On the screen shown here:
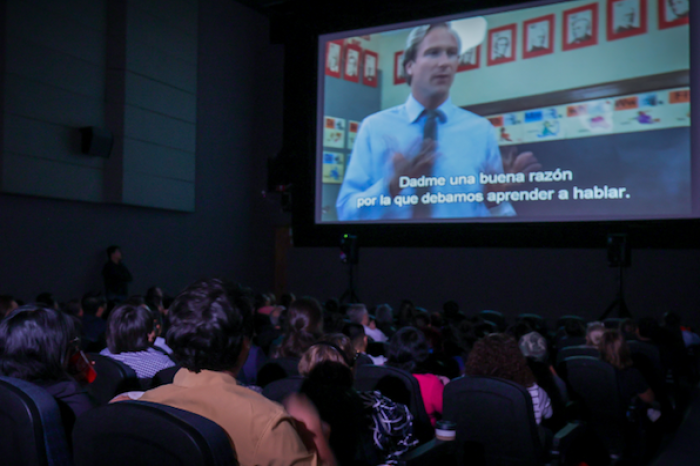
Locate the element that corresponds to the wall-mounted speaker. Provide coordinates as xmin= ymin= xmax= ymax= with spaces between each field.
xmin=607 ymin=233 xmax=631 ymax=267
xmin=79 ymin=127 xmax=114 ymax=158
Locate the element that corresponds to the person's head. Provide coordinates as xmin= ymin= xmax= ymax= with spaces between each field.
xmin=403 ymin=23 xmax=461 ymax=107
xmin=375 ymin=304 xmax=394 ymax=326
xmin=81 ymin=291 xmax=107 ymax=318
xmin=36 ymin=292 xmax=58 ymax=310
xmin=277 ymin=297 xmax=323 ymax=358
xmin=298 ymin=334 xmax=357 ymax=378
xmin=572 ymin=18 xmax=591 ymax=40
xmin=146 ymin=286 xmax=165 ymax=314
xmin=599 ymin=330 xmax=633 ymax=370
xmin=106 ymin=245 xmax=122 ymax=263
xmin=0 ymin=305 xmax=78 ymax=382
xmin=620 ymin=318 xmax=638 ymax=335
xmin=346 ymin=303 xmax=369 ymax=326
xmin=519 ymin=331 xmax=548 ymax=364
xmin=637 ymin=316 xmax=661 ymax=340
xmin=412 ymin=308 xmax=430 ymax=330
xmin=586 ymin=321 xmax=606 ymax=346
xmin=494 ymin=36 xmax=510 ymax=56
xmin=342 ymin=322 xmax=368 ymax=353
xmin=465 ymin=333 xmax=536 ymax=387
xmin=532 ymin=26 xmax=546 ymax=47
xmin=106 ymin=304 xmax=155 ymax=354
xmin=280 ymin=293 xmax=296 ymax=310
xmin=386 ymin=326 xmax=429 ymax=373
xmin=668 ymin=0 xmax=689 ymax=18
xmin=0 ymin=295 xmax=19 ymax=318
xmin=166 ymin=278 xmax=253 ymax=373
xmin=564 ymin=319 xmax=586 ymax=337
xmin=64 ymin=299 xmax=82 ymax=318
xmin=663 ymin=311 xmax=681 ymax=328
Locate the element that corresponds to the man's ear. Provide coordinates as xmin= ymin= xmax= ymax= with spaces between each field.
xmin=405 ymin=61 xmax=414 ymax=78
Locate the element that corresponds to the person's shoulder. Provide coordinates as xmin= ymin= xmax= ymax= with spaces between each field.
xmin=361 ymin=103 xmax=408 ymax=127
xmin=450 ymin=106 xmax=491 ymax=127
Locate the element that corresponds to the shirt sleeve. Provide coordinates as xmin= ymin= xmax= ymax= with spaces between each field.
xmin=360 ymin=392 xmax=418 ymax=465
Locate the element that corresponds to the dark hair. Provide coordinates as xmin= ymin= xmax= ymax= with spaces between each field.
xmin=637 ymin=317 xmax=660 ymax=340
xmin=346 ymin=303 xmax=367 ymax=325
xmin=106 ymin=245 xmax=120 ymax=258
xmin=81 ymin=291 xmax=106 ymax=316
xmin=106 ymin=304 xmax=154 ymax=354
xmin=64 ymin=299 xmax=82 ymax=318
xmin=277 ymin=297 xmax=323 ymax=358
xmin=125 ymin=295 xmax=146 ymax=307
xmin=166 ymin=279 xmax=253 ymax=372
xmin=0 ymin=305 xmax=76 ymax=382
xmin=375 ymin=304 xmax=394 ymax=325
xmin=145 ymin=287 xmax=164 ymax=312
xmin=506 ymin=321 xmax=533 ymax=342
xmin=342 ymin=322 xmax=366 ymax=349
xmin=465 ymin=333 xmax=536 ymax=388
xmin=36 ymin=292 xmax=57 ymax=310
xmin=386 ymin=326 xmax=429 ymax=373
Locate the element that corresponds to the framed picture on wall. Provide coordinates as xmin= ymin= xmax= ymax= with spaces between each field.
xmin=607 ymin=0 xmax=647 ymax=41
xmin=658 ymin=0 xmax=689 ymax=30
xmin=523 ymin=14 xmax=554 ymax=59
xmin=488 ymin=24 xmax=517 ymax=66
xmin=563 ymin=3 xmax=599 ymax=51
xmin=457 ymin=45 xmax=480 ymax=72
xmin=363 ymin=50 xmax=379 ymax=87
xmin=343 ymin=43 xmax=362 ymax=83
xmin=394 ymin=51 xmax=407 ymax=85
xmin=325 ymin=40 xmax=343 ymax=78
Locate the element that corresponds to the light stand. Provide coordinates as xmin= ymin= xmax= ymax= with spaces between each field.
xmin=599 ymin=233 xmax=632 ymax=320
xmin=339 ymin=234 xmax=360 ymax=304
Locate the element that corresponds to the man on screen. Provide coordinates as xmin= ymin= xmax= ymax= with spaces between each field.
xmin=336 ymin=23 xmax=539 ymax=221
xmin=668 ymin=0 xmax=689 ymax=20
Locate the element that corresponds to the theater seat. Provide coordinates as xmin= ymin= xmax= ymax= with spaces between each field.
xmin=150 ymin=364 xmax=182 ymax=389
xmin=73 ymin=400 xmax=238 ymax=466
xmin=262 ymin=375 xmax=305 ymax=403
xmin=0 ymin=376 xmax=72 ymax=466
xmin=555 ymin=345 xmax=599 ymax=367
xmin=87 ymin=353 xmax=141 ymax=404
xmin=443 ymin=375 xmax=581 ymax=466
xmin=354 ymin=364 xmax=434 ymax=444
xmin=479 ymin=310 xmax=506 ymax=332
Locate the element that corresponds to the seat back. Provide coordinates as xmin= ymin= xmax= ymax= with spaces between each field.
xmin=354 ymin=364 xmax=434 ymax=443
xmin=517 ymin=314 xmax=547 ymax=335
xmin=603 ymin=318 xmax=624 ymax=329
xmin=73 ymin=400 xmax=238 ymax=466
xmin=87 ymin=354 xmax=141 ymax=404
xmin=443 ymin=376 xmax=542 ymax=466
xmin=262 ymin=376 xmax=305 ymax=403
xmin=564 ymin=356 xmax=625 ymax=455
xmin=150 ymin=365 xmax=182 ymax=389
xmin=556 ymin=345 xmax=599 ymax=367
xmin=556 ymin=315 xmax=585 ymax=330
xmin=479 ymin=310 xmax=506 ymax=332
xmin=0 ymin=376 xmax=72 ymax=466
xmin=628 ymin=341 xmax=663 ymax=379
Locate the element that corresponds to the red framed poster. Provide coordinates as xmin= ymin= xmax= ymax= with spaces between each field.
xmin=394 ymin=50 xmax=406 ymax=85
xmin=362 ymin=50 xmax=378 ymax=87
xmin=488 ymin=24 xmax=517 ymax=66
xmin=607 ymin=0 xmax=647 ymax=41
xmin=343 ymin=43 xmax=362 ymax=83
xmin=523 ymin=14 xmax=554 ymax=59
xmin=324 ymin=40 xmax=343 ymax=78
xmin=457 ymin=45 xmax=480 ymax=72
xmin=658 ymin=0 xmax=689 ymax=30
xmin=562 ymin=3 xmax=599 ymax=51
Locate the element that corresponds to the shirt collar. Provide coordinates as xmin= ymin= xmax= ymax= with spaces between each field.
xmin=406 ymin=93 xmax=453 ymax=124
xmin=173 ymin=368 xmax=239 ymax=387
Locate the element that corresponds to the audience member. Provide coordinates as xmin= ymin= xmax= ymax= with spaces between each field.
xmin=137 ymin=278 xmax=336 ymax=466
xmin=386 ymin=326 xmax=444 ymax=426
xmin=102 ymin=245 xmax=133 ymax=304
xmin=0 ymin=304 xmax=97 ymax=440
xmin=0 ymin=295 xmax=18 ymax=318
xmin=375 ymin=303 xmax=397 ymax=339
xmin=299 ymin=334 xmax=418 ymax=465
xmin=347 ymin=303 xmax=388 ymax=342
xmin=397 ymin=299 xmax=416 ymax=328
xmin=36 ymin=292 xmax=59 ymax=310
xmin=465 ymin=333 xmax=553 ymax=426
xmin=599 ymin=330 xmax=654 ymax=406
xmin=100 ymin=304 xmax=175 ymax=387
xmin=586 ymin=321 xmax=606 ymax=347
xmin=342 ymin=322 xmax=377 ymax=366
xmin=80 ymin=291 xmax=107 ymax=352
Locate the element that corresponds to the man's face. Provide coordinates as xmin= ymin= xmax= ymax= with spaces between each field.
xmin=572 ymin=19 xmax=589 ymax=39
xmin=111 ymin=249 xmax=122 ymax=262
xmin=534 ymin=30 xmax=546 ymax=47
xmin=669 ymin=0 xmax=689 ymax=17
xmin=406 ymin=27 xmax=459 ymax=103
xmin=495 ymin=37 xmax=509 ymax=56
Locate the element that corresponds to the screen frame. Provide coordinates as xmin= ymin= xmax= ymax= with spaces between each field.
xmin=282 ymin=0 xmax=699 ymax=248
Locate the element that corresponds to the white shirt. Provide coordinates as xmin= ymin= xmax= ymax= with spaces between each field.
xmin=364 ymin=325 xmax=388 ymax=343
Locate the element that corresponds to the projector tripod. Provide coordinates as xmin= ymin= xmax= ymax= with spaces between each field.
xmin=599 ymin=263 xmax=631 ymax=320
xmin=339 ymin=262 xmax=360 ymax=304
xmin=339 ymin=234 xmax=360 ymax=304
xmin=599 ymin=233 xmax=632 ymax=320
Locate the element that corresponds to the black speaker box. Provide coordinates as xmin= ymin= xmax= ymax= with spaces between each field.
xmin=80 ymin=127 xmax=114 ymax=158
xmin=607 ymin=233 xmax=631 ymax=267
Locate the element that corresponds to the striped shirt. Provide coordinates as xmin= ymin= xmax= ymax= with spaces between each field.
xmin=527 ymin=383 xmax=553 ymax=425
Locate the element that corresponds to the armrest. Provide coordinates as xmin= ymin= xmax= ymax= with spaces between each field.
xmin=397 ymin=439 xmax=458 ymax=466
xmin=550 ymin=422 xmax=584 ymax=459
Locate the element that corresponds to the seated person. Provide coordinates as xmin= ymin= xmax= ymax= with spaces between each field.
xmin=136 ymin=279 xmax=335 ymax=466
xmin=80 ymin=291 xmax=107 ymax=352
xmin=258 ymin=297 xmax=323 ymax=386
xmin=465 ymin=333 xmax=553 ymax=426
xmin=299 ymin=334 xmax=418 ymax=465
xmin=598 ymin=330 xmax=654 ymax=406
xmin=347 ymin=303 xmax=388 ymax=343
xmin=342 ymin=322 xmax=379 ymax=366
xmin=386 ymin=327 xmax=444 ymax=426
xmin=0 ymin=305 xmax=97 ymax=439
xmin=586 ymin=322 xmax=606 ymax=347
xmin=100 ymin=304 xmax=175 ymax=387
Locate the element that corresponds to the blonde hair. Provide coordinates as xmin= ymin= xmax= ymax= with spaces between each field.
xmin=298 ymin=334 xmax=356 ymax=376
